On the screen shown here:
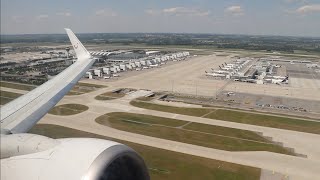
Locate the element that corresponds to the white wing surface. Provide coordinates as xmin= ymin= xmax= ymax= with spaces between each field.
xmin=0 ymin=29 xmax=95 ymax=134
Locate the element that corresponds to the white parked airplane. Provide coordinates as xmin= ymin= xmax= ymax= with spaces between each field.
xmin=221 ymin=67 xmax=232 ymax=71
xmin=212 ymin=69 xmax=229 ymax=74
xmin=0 ymin=29 xmax=149 ymax=180
xmin=205 ymin=71 xmax=226 ymax=77
xmin=272 ymin=76 xmax=289 ymax=84
xmin=273 ymin=75 xmax=287 ymax=79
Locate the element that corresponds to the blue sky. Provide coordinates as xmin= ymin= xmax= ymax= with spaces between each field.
xmin=1 ymin=0 xmax=320 ymax=36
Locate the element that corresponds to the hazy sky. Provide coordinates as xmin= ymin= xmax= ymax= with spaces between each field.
xmin=1 ymin=0 xmax=320 ymax=36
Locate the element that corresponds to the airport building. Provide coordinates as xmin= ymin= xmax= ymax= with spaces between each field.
xmin=206 ymin=57 xmax=300 ymax=85
xmin=86 ymin=50 xmax=190 ymax=79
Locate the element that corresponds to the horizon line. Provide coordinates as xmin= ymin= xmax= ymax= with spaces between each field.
xmin=1 ymin=32 xmax=320 ymax=39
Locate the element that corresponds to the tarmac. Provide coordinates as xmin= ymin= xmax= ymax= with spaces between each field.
xmin=83 ymin=55 xmax=320 ymax=101
xmin=3 ymin=54 xmax=320 ymax=179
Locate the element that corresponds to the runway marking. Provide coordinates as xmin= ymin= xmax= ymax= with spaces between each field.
xmin=201 ymin=110 xmax=216 ymax=117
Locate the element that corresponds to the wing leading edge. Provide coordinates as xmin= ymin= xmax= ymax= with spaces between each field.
xmin=0 ymin=29 xmax=95 ymax=134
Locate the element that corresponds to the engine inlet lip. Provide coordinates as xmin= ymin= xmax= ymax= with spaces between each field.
xmin=84 ymin=144 xmax=150 ymax=180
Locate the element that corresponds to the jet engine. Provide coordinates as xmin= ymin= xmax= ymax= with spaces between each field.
xmin=1 ymin=134 xmax=150 ymax=180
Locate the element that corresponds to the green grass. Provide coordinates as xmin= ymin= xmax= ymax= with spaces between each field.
xmin=191 ymin=100 xmax=318 ymax=121
xmin=136 ymin=96 xmax=154 ymax=101
xmin=66 ymin=91 xmax=84 ymax=95
xmin=67 ymin=82 xmax=106 ymax=96
xmin=96 ymin=112 xmax=294 ymax=155
xmin=29 ymin=124 xmax=261 ymax=180
xmin=99 ymin=112 xmax=188 ymax=127
xmin=184 ymin=123 xmax=269 ymax=143
xmin=0 ymin=96 xmax=15 ymax=105
xmin=49 ymin=104 xmax=89 ymax=116
xmin=0 ymin=81 xmax=106 ymax=96
xmin=205 ymin=110 xmax=320 ymax=135
xmin=130 ymin=100 xmax=212 ymax=117
xmin=95 ymin=91 xmax=126 ymax=100
xmin=0 ymin=81 xmax=36 ymax=91
xmin=77 ymin=82 xmax=106 ymax=88
xmin=0 ymin=90 xmax=22 ymax=105
xmin=130 ymin=101 xmax=320 ymax=134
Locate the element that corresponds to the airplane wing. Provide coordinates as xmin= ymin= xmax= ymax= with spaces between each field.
xmin=0 ymin=29 xmax=95 ymax=134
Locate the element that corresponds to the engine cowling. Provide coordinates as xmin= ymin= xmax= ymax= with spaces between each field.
xmin=1 ymin=134 xmax=150 ymax=180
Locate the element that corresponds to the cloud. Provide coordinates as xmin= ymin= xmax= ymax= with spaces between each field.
xmin=146 ymin=7 xmax=210 ymax=17
xmin=145 ymin=9 xmax=159 ymax=15
xmin=95 ymin=9 xmax=117 ymax=17
xmin=163 ymin=7 xmax=210 ymax=17
xmin=284 ymin=0 xmax=308 ymax=4
xmin=225 ymin=6 xmax=244 ymax=16
xmin=296 ymin=4 xmax=320 ymax=14
xmin=36 ymin=14 xmax=49 ymax=20
xmin=56 ymin=12 xmax=71 ymax=17
xmin=11 ymin=16 xmax=23 ymax=23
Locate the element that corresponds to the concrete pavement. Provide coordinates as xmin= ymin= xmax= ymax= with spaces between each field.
xmin=34 ymin=89 xmax=320 ymax=180
xmin=39 ymin=111 xmax=320 ymax=180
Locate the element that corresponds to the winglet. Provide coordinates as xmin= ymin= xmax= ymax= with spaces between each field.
xmin=65 ymin=28 xmax=91 ymax=60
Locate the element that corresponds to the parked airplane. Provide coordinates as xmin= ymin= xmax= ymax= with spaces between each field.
xmin=221 ymin=67 xmax=232 ymax=70
xmin=212 ymin=69 xmax=229 ymax=74
xmin=272 ymin=76 xmax=289 ymax=84
xmin=0 ymin=29 xmax=149 ymax=180
xmin=205 ymin=71 xmax=226 ymax=77
xmin=149 ymin=64 xmax=159 ymax=67
xmin=273 ymin=75 xmax=288 ymax=80
xmin=246 ymin=79 xmax=256 ymax=83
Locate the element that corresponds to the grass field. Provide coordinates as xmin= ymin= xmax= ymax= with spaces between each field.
xmin=0 ymin=81 xmax=106 ymax=96
xmin=130 ymin=100 xmax=320 ymax=135
xmin=204 ymin=109 xmax=320 ymax=135
xmin=0 ymin=90 xmax=22 ymax=105
xmin=95 ymin=91 xmax=126 ymax=100
xmin=49 ymin=104 xmax=89 ymax=116
xmin=0 ymin=81 xmax=36 ymax=91
xmin=77 ymin=82 xmax=106 ymax=88
xmin=29 ymin=124 xmax=261 ymax=180
xmin=130 ymin=100 xmax=212 ymax=116
xmin=67 ymin=82 xmax=106 ymax=96
xmin=96 ymin=112 xmax=294 ymax=155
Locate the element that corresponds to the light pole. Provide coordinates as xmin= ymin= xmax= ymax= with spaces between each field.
xmin=171 ymin=80 xmax=174 ymax=93
xmin=195 ymin=80 xmax=198 ymax=96
xmin=215 ymin=83 xmax=217 ymax=99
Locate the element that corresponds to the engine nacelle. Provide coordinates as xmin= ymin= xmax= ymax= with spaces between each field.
xmin=1 ymin=134 xmax=149 ymax=180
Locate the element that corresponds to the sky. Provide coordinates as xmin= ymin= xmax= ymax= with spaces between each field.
xmin=1 ymin=0 xmax=320 ymax=37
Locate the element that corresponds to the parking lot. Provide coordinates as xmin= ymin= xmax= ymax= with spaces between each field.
xmin=218 ymin=91 xmax=320 ymax=115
